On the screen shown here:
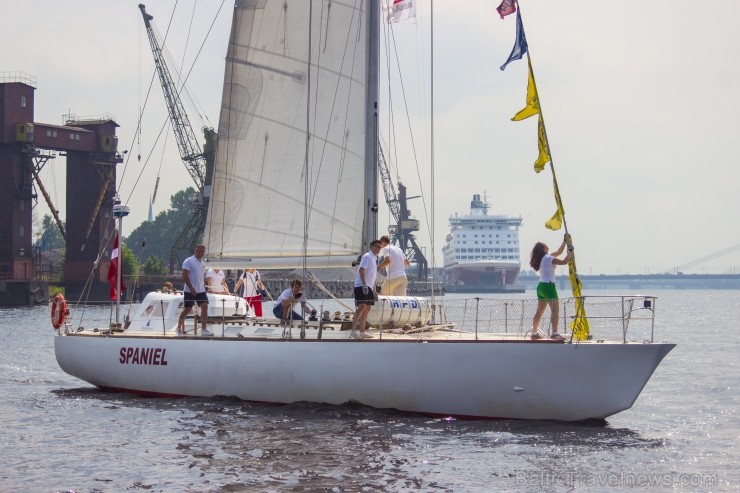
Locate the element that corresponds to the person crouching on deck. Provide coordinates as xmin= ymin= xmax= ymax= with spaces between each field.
xmin=273 ymin=279 xmax=305 ymax=322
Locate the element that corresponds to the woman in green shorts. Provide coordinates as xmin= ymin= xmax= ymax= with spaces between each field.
xmin=529 ymin=235 xmax=573 ymax=340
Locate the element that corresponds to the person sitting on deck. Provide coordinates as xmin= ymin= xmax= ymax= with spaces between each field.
xmin=206 ymin=268 xmax=230 ymax=294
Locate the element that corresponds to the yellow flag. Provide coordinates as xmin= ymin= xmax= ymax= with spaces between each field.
xmin=568 ymin=254 xmax=591 ymax=340
xmin=534 ymin=115 xmax=550 ymax=172
xmin=512 ymin=63 xmax=540 ymax=121
xmin=546 ymin=177 xmax=565 ymax=230
xmin=545 ymin=209 xmax=562 ymax=230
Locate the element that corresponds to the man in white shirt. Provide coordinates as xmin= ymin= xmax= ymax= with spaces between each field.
xmin=177 ymin=244 xmax=212 ymax=336
xmin=351 ymin=239 xmax=382 ymax=339
xmin=377 ymin=235 xmax=410 ymax=296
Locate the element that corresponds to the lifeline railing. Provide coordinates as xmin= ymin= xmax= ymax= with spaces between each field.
xmin=428 ymin=295 xmax=658 ymax=342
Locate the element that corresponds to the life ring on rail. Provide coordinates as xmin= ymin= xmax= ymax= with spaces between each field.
xmin=51 ymin=294 xmax=69 ymax=330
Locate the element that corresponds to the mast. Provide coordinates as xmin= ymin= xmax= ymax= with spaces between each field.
xmin=430 ymin=1 xmax=436 ymax=301
xmin=363 ymin=0 xmax=381 ymax=247
xmin=112 ymin=203 xmax=130 ymax=325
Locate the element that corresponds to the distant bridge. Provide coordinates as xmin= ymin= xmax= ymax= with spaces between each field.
xmin=519 ymin=273 xmax=740 ymax=291
xmin=668 ymin=243 xmax=740 ymax=274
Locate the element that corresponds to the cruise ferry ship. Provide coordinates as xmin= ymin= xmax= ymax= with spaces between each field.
xmin=442 ymin=194 xmax=524 ymax=293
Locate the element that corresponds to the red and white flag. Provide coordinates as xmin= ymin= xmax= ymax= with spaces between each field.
xmin=387 ymin=0 xmax=416 ymax=23
xmin=496 ymin=0 xmax=517 ymax=19
xmin=108 ymin=232 xmax=126 ymax=300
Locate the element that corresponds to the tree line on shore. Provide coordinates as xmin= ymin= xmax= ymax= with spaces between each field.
xmin=36 ymin=188 xmax=194 ymax=277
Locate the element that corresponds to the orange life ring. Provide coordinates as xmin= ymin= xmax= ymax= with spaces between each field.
xmin=51 ymin=294 xmax=69 ymax=330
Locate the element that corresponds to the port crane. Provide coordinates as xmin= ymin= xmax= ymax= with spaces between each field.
xmin=139 ymin=4 xmax=216 ymax=270
xmin=377 ymin=146 xmax=428 ymax=279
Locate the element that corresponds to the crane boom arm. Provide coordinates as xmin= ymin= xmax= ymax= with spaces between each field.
xmin=378 ymin=145 xmax=400 ymax=222
xmin=139 ymin=3 xmax=206 ymax=189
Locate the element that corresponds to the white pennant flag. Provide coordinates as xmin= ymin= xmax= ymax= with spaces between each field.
xmin=387 ymin=0 xmax=416 ymax=23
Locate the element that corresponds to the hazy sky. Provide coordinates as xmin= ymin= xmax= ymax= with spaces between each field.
xmin=4 ymin=0 xmax=739 ymax=275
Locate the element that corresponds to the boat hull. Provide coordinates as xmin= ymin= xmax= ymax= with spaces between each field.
xmin=443 ymin=261 xmax=523 ymax=293
xmin=55 ymin=335 xmax=673 ymax=421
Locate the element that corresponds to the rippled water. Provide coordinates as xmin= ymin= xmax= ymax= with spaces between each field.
xmin=1 ymin=290 xmax=737 ymax=492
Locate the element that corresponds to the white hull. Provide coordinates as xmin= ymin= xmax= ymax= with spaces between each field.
xmin=54 ymin=291 xmax=673 ymax=421
xmin=55 ymin=333 xmax=672 ymax=421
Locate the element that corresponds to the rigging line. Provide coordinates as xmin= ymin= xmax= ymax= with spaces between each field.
xmin=515 ymin=4 xmax=567 ymax=232
xmin=389 ymin=23 xmax=431 ymax=238
xmin=166 ymin=0 xmax=227 ymax=122
xmin=307 ymin=2 xmax=361 ymax=237
xmin=381 ymin=4 xmax=399 ymax=185
xmin=126 ymin=1 xmax=226 ymax=205
xmin=523 ymin=54 xmax=567 ymax=232
xmin=313 ymin=6 xmax=361 ymax=251
xmin=308 ymin=1 xmax=328 ymax=163
xmin=138 ymin=11 xmax=142 ymax=163
xmin=306 ymin=271 xmax=354 ymax=312
xmin=306 ymin=3 xmax=358 ymax=207
xmin=153 ymin=125 xmax=170 ymax=201
xmin=123 ymin=114 xmax=179 ymax=205
xmin=308 ymin=0 xmax=328 ymax=198
xmin=213 ymin=6 xmax=241 ymax=255
xmin=517 ymin=4 xmax=583 ymax=295
xmin=119 ymin=2 xmax=180 ymax=188
xmin=73 ymin=208 xmax=117 ymax=312
xmin=120 ymin=58 xmax=160 ymax=186
xmin=177 ymin=0 xmax=196 ymax=94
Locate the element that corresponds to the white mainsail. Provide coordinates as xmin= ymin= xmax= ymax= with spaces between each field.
xmin=204 ymin=0 xmax=373 ymax=269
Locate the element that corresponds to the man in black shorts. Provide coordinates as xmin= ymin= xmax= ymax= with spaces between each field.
xmin=351 ymin=240 xmax=382 ymax=339
xmin=177 ymin=244 xmax=212 ymax=336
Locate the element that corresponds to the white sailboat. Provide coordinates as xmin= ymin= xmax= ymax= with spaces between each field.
xmin=54 ymin=0 xmax=674 ymax=421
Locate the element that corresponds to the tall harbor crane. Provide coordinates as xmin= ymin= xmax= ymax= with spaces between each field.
xmin=378 ymin=146 xmax=428 ymax=279
xmin=139 ymin=4 xmax=216 ymax=270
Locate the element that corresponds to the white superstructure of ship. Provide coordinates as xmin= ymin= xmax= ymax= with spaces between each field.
xmin=442 ymin=193 xmax=524 ymax=293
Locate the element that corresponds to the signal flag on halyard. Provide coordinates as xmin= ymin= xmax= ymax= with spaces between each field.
xmin=500 ymin=10 xmax=528 ymax=70
xmin=534 ymin=115 xmax=550 ymax=172
xmin=387 ymin=0 xmax=416 ymax=23
xmin=545 ymin=208 xmax=562 ymax=231
xmin=568 ymin=252 xmax=591 ymax=340
xmin=108 ymin=232 xmax=126 ymax=301
xmin=496 ymin=0 xmax=517 ymax=19
xmin=547 ymin=174 xmax=565 ymax=230
xmin=512 ymin=62 xmax=539 ymax=121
